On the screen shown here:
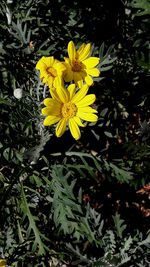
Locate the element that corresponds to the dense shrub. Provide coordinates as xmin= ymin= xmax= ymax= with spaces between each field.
xmin=0 ymin=0 xmax=150 ymax=266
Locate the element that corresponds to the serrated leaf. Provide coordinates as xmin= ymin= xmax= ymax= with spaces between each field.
xmin=113 ymin=213 xmax=126 ymax=238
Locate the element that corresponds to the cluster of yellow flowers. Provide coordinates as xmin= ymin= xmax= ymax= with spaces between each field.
xmin=36 ymin=41 xmax=100 ymax=140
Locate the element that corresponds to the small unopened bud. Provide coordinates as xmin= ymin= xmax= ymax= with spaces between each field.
xmin=125 ymin=8 xmax=131 ymax=15
xmin=13 ymin=88 xmax=23 ymax=99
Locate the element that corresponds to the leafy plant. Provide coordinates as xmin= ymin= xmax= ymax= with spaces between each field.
xmin=129 ymin=0 xmax=150 ymax=16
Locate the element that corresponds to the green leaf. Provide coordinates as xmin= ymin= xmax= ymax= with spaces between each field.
xmin=20 ymin=184 xmax=47 ymax=255
xmin=113 ymin=213 xmax=126 ymax=238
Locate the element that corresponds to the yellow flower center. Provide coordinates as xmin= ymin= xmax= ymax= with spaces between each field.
xmin=72 ymin=60 xmax=83 ymax=72
xmin=47 ymin=67 xmax=57 ymax=77
xmin=62 ymin=102 xmax=77 ymax=118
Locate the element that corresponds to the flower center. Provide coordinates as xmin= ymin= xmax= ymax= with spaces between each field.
xmin=62 ymin=102 xmax=77 ymax=118
xmin=72 ymin=60 xmax=83 ymax=72
xmin=47 ymin=67 xmax=57 ymax=77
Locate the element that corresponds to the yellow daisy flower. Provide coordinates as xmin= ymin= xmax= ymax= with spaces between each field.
xmin=36 ymin=56 xmax=66 ymax=88
xmin=0 ymin=259 xmax=6 ymax=267
xmin=64 ymin=41 xmax=100 ymax=87
xmin=42 ymin=84 xmax=98 ymax=140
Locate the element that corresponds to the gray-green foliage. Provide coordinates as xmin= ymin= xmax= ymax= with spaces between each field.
xmin=129 ymin=0 xmax=150 ymax=16
xmin=128 ymin=0 xmax=150 ymax=70
xmin=51 ymin=151 xmax=133 ymax=183
xmin=0 ymin=151 xmax=145 ymax=266
xmin=20 ymin=184 xmax=47 ymax=255
xmin=67 ymin=214 xmax=150 ymax=267
xmin=49 ymin=165 xmax=103 ymax=242
xmin=1 ymin=0 xmax=150 ymax=266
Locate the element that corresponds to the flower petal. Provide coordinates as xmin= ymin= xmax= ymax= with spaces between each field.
xmin=64 ymin=57 xmax=71 ymax=64
xmin=77 ymin=79 xmax=84 ymax=89
xmin=56 ymin=118 xmax=67 ymax=137
xmin=78 ymin=106 xmax=97 ymax=113
xmin=86 ymin=68 xmax=100 ymax=77
xmin=47 ymin=76 xmax=54 ymax=87
xmin=55 ymin=62 xmax=66 ymax=74
xmin=77 ymin=112 xmax=98 ymax=122
xmin=53 ymin=76 xmax=64 ymax=89
xmin=67 ymin=84 xmax=76 ymax=100
xmin=73 ymin=72 xmax=82 ymax=82
xmin=64 ymin=68 xmax=73 ymax=82
xmin=42 ymin=103 xmax=61 ymax=116
xmin=43 ymin=115 xmax=60 ymax=126
xmin=0 ymin=259 xmax=6 ymax=266
xmin=42 ymin=107 xmax=52 ymax=115
xmin=76 ymin=94 xmax=96 ymax=107
xmin=43 ymin=56 xmax=54 ymax=66
xmin=69 ymin=118 xmax=81 ymax=140
xmin=78 ymin=43 xmax=91 ymax=61
xmin=74 ymin=71 xmax=86 ymax=88
xmin=72 ymin=84 xmax=89 ymax=103
xmin=44 ymin=98 xmax=53 ymax=106
xmin=77 ymin=43 xmax=85 ymax=55
xmin=83 ymin=57 xmax=100 ymax=68
xmin=36 ymin=61 xmax=45 ymax=70
xmin=56 ymin=86 xmax=69 ymax=103
xmin=85 ymin=75 xmax=93 ymax=86
xmin=36 ymin=56 xmax=54 ymax=70
xmin=68 ymin=41 xmax=76 ymax=61
xmin=50 ymin=88 xmax=61 ymax=103
xmin=73 ymin=116 xmax=86 ymax=127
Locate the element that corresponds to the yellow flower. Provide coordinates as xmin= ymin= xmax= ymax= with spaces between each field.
xmin=42 ymin=84 xmax=98 ymax=140
xmin=36 ymin=56 xmax=66 ymax=88
xmin=0 ymin=259 xmax=6 ymax=267
xmin=64 ymin=41 xmax=100 ymax=87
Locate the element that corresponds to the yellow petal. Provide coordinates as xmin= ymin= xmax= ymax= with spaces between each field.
xmin=74 ymin=72 xmax=84 ymax=88
xmin=40 ymin=70 xmax=48 ymax=80
xmin=36 ymin=56 xmax=54 ymax=70
xmin=86 ymin=68 xmax=100 ymax=77
xmin=56 ymin=118 xmax=67 ymax=137
xmin=77 ymin=112 xmax=98 ymax=122
xmin=56 ymin=86 xmax=69 ymax=103
xmin=77 ymin=43 xmax=85 ymax=56
xmin=47 ymin=76 xmax=54 ymax=87
xmin=0 ymin=259 xmax=6 ymax=267
xmin=64 ymin=69 xmax=73 ymax=82
xmin=85 ymin=75 xmax=93 ymax=86
xmin=78 ymin=106 xmax=97 ymax=113
xmin=43 ymin=57 xmax=56 ymax=67
xmin=53 ymin=77 xmax=64 ymax=89
xmin=42 ymin=104 xmax=61 ymax=116
xmin=73 ymin=116 xmax=86 ymax=127
xmin=43 ymin=98 xmax=61 ymax=109
xmin=43 ymin=98 xmax=53 ymax=106
xmin=77 ymin=79 xmax=84 ymax=89
xmin=42 ymin=107 xmax=52 ymax=115
xmin=50 ymin=88 xmax=61 ymax=103
xmin=68 ymin=41 xmax=76 ymax=61
xmin=64 ymin=57 xmax=70 ymax=64
xmin=36 ymin=61 xmax=44 ymax=70
xmin=36 ymin=57 xmax=45 ymax=70
xmin=43 ymin=115 xmax=60 ymax=126
xmin=83 ymin=57 xmax=100 ymax=68
xmin=55 ymin=62 xmax=66 ymax=74
xmin=72 ymin=84 xmax=89 ymax=103
xmin=67 ymin=84 xmax=76 ymax=100
xmin=73 ymin=72 xmax=82 ymax=83
xmin=76 ymin=94 xmax=96 ymax=107
xmin=78 ymin=43 xmax=91 ymax=61
xmin=43 ymin=56 xmax=54 ymax=66
xmin=69 ymin=118 xmax=81 ymax=140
